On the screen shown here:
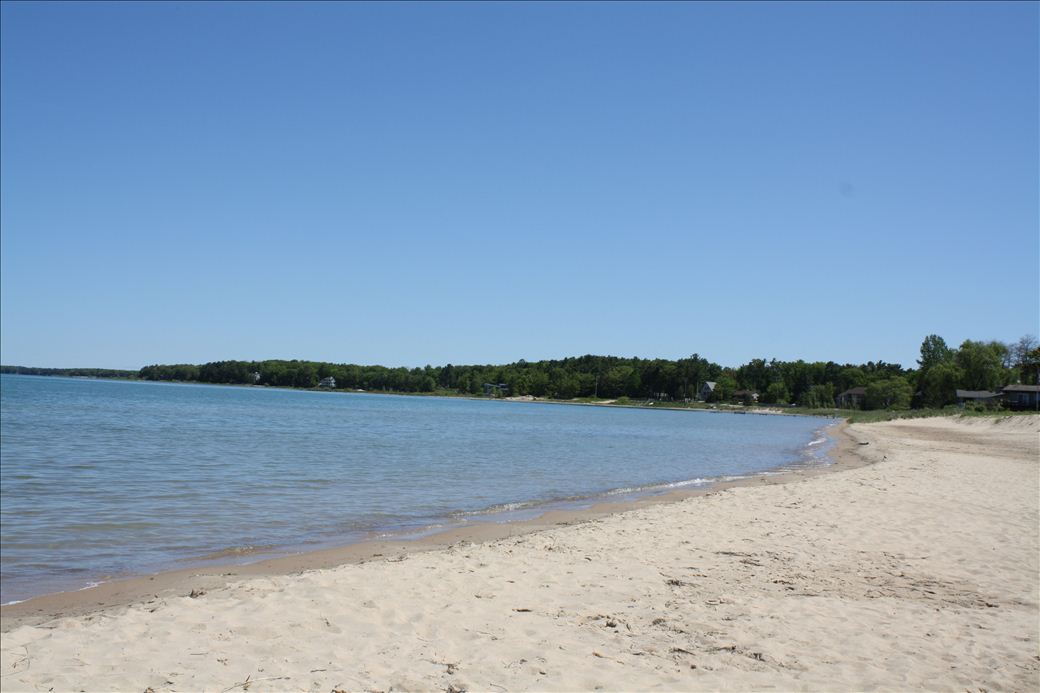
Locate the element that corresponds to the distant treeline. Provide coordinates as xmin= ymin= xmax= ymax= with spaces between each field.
xmin=137 ymin=355 xmax=904 ymax=404
xmin=131 ymin=333 xmax=1039 ymax=410
xmin=5 ymin=334 xmax=1036 ymax=410
xmin=0 ymin=365 xmax=137 ymax=378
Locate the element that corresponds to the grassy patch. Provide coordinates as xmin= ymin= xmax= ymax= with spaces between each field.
xmin=789 ymin=406 xmax=1036 ymax=424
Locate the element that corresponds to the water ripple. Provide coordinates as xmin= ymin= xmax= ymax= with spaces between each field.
xmin=1 ymin=374 xmax=832 ymax=602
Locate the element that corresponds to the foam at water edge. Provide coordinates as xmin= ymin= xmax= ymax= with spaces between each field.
xmin=802 ymin=424 xmax=839 ymax=465
xmin=2 ymin=579 xmax=103 ymax=606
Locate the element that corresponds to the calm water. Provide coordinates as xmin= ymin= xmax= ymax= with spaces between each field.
xmin=0 ymin=374 xmax=833 ymax=603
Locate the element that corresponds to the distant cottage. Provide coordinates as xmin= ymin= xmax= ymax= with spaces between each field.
xmin=732 ymin=389 xmax=759 ymax=404
xmin=955 ymin=389 xmax=1002 ymax=406
xmin=698 ymin=382 xmax=717 ymax=400
xmin=483 ymin=382 xmax=510 ymax=397
xmin=318 ymin=376 xmax=336 ymax=389
xmin=836 ymin=387 xmax=867 ymax=409
xmin=1000 ymin=384 xmax=1039 ymax=410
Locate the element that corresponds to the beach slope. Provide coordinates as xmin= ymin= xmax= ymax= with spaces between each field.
xmin=2 ymin=416 xmax=1038 ymax=691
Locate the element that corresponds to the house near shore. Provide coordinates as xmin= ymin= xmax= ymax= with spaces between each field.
xmin=836 ymin=386 xmax=867 ymax=409
xmin=698 ymin=382 xmax=717 ymax=400
xmin=955 ymin=389 xmax=1002 ymax=406
xmin=1001 ymin=384 xmax=1039 ymax=410
xmin=732 ymin=389 xmax=759 ymax=404
xmin=483 ymin=382 xmax=510 ymax=397
xmin=318 ymin=376 xmax=336 ymax=389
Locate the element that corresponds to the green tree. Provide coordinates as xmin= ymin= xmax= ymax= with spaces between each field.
xmin=762 ymin=381 xmax=790 ymax=405
xmin=294 ymin=363 xmax=318 ymax=389
xmin=1019 ymin=347 xmax=1040 ymax=386
xmin=918 ymin=361 xmax=962 ymax=407
xmin=917 ymin=334 xmax=952 ymax=371
xmin=601 ymin=366 xmax=634 ymax=398
xmin=708 ymin=374 xmax=737 ymax=402
xmin=527 ymin=369 xmax=549 ymax=397
xmin=799 ymin=383 xmax=834 ymax=408
xmin=916 ymin=334 xmax=958 ymax=406
xmin=548 ymin=369 xmax=579 ymax=399
xmin=1010 ymin=336 xmax=1039 ymax=384
xmin=955 ymin=340 xmax=1007 ymax=391
xmin=865 ymin=377 xmax=912 ymax=410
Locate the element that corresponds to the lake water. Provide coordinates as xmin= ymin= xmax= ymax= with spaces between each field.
xmin=0 ymin=374 xmax=834 ymax=603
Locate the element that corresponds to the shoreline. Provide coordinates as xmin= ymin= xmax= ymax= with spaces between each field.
xmin=0 ymin=372 xmax=834 ymax=417
xmin=0 ymin=421 xmax=859 ymax=631
xmin=11 ymin=371 xmax=1036 ymax=423
xmin=2 ymin=415 xmax=1036 ymax=691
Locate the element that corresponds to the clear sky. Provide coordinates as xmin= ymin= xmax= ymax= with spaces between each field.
xmin=1 ymin=1 xmax=1037 ymax=370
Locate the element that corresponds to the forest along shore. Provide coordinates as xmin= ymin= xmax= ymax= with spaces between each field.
xmin=2 ymin=415 xmax=1037 ymax=692
xmin=8 ymin=332 xmax=1036 ymax=410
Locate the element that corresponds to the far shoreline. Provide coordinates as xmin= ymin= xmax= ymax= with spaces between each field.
xmin=0 ymin=370 xmax=841 ymax=419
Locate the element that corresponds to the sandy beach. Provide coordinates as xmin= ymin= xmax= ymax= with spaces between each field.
xmin=2 ymin=415 xmax=1037 ymax=692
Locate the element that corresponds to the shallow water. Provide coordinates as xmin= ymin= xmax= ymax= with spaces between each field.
xmin=0 ymin=374 xmax=832 ymax=603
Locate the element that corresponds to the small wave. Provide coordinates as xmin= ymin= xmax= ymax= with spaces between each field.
xmin=664 ymin=477 xmax=713 ymax=488
xmin=606 ymin=477 xmax=713 ymax=495
xmin=62 ymin=522 xmax=161 ymax=532
xmin=454 ymin=500 xmax=546 ymax=517
xmin=453 ymin=476 xmax=719 ymax=520
xmin=186 ymin=545 xmax=277 ymax=562
xmin=806 ymin=436 xmax=827 ymax=446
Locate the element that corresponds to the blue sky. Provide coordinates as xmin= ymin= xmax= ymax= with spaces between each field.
xmin=2 ymin=1 xmax=1037 ymax=370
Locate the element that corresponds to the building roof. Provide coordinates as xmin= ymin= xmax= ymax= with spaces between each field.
xmin=701 ymin=381 xmax=717 ymax=390
xmin=838 ymin=387 xmax=867 ymax=396
xmin=1002 ymin=384 xmax=1040 ymax=392
xmin=955 ymin=389 xmax=1001 ymax=399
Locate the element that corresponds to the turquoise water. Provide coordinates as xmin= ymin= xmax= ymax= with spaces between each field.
xmin=0 ymin=374 xmax=833 ymax=603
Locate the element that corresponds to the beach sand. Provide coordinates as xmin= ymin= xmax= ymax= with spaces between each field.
xmin=1 ymin=416 xmax=1037 ymax=691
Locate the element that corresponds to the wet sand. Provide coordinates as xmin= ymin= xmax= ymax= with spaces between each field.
xmin=1 ymin=416 xmax=1037 ymax=691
